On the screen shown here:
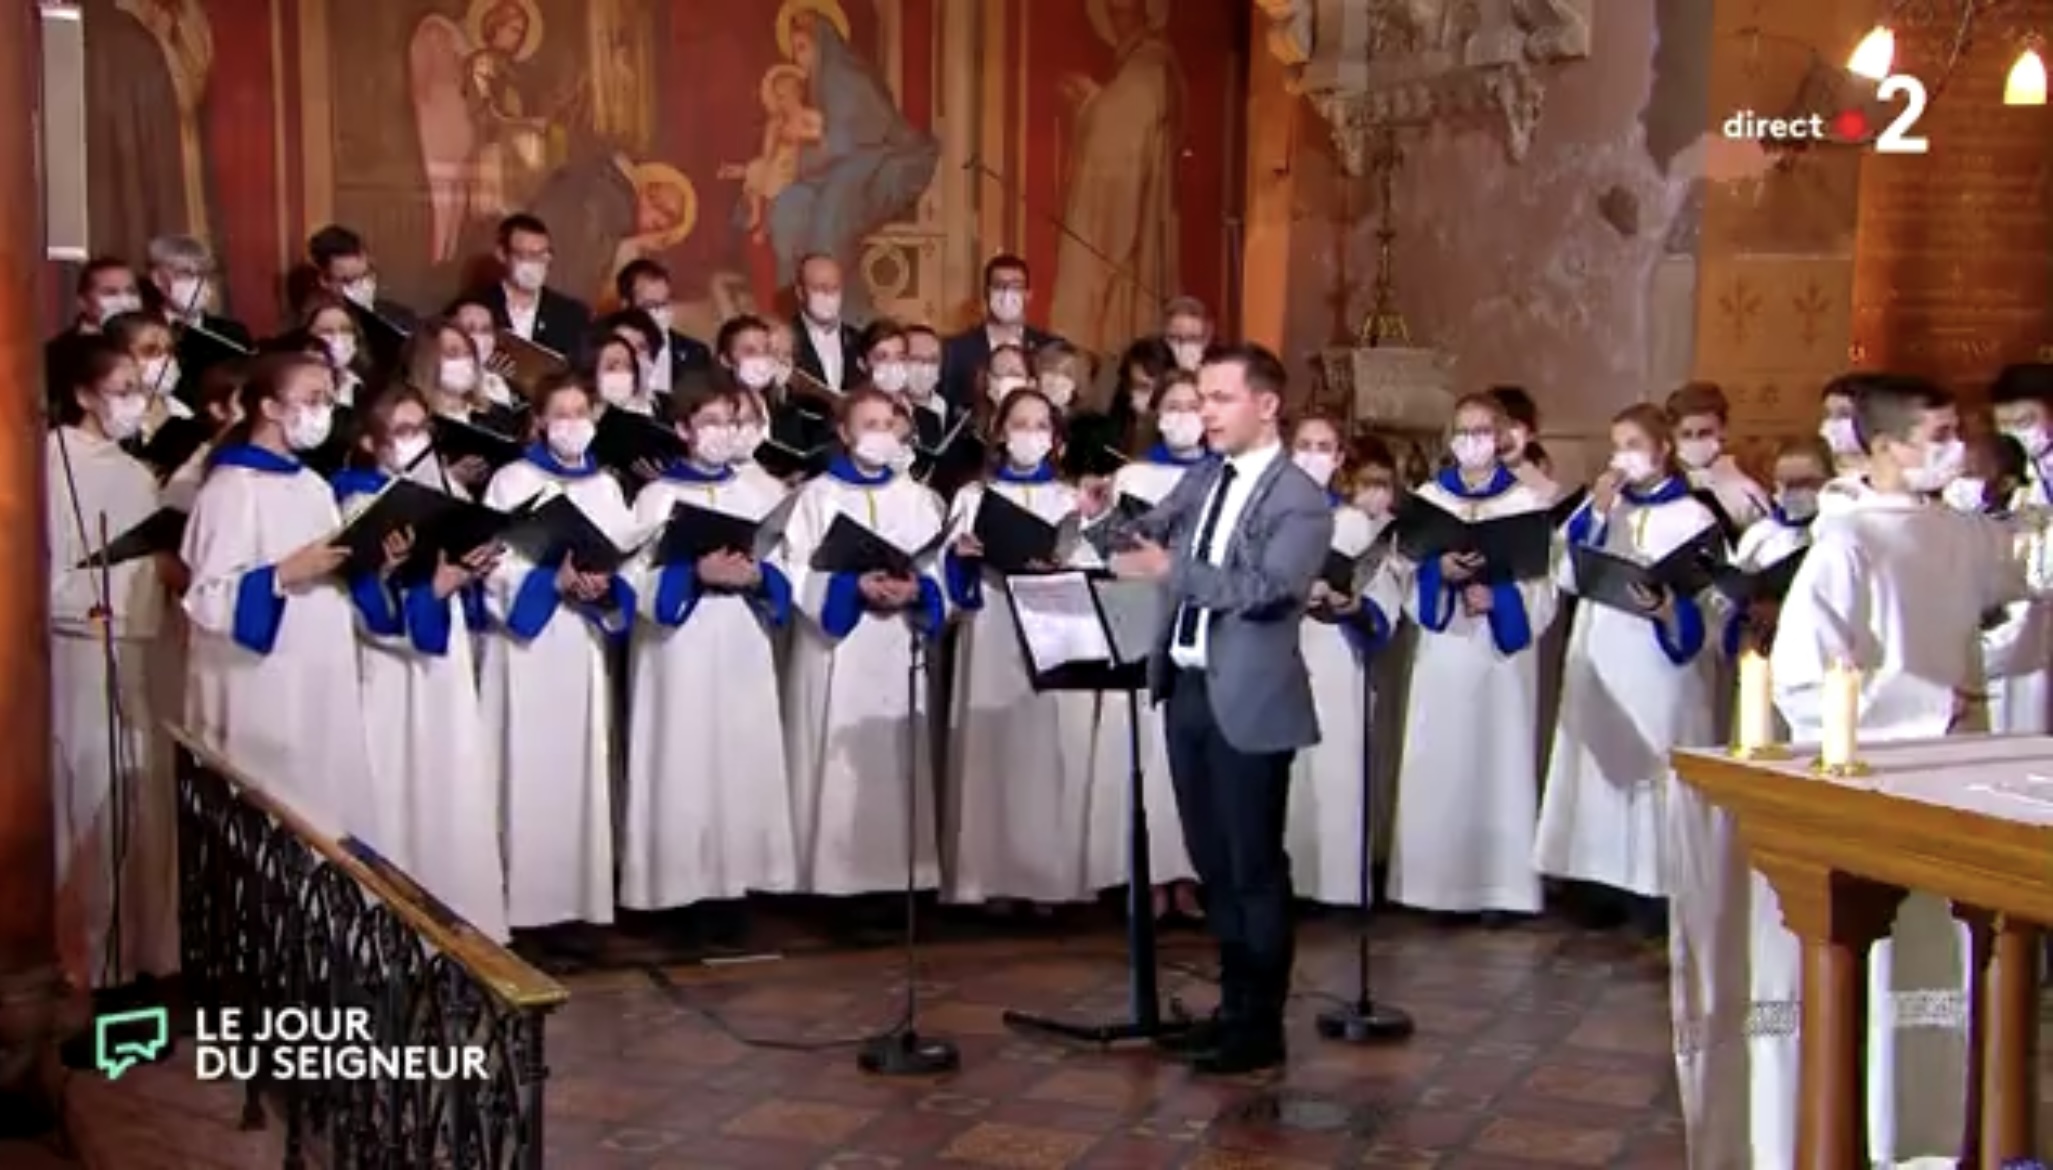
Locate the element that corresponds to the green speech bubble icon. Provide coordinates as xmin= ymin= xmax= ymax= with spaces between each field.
xmin=94 ymin=1007 xmax=168 ymax=1081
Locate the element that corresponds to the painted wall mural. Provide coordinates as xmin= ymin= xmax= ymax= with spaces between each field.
xmin=77 ymin=0 xmax=1244 ymax=353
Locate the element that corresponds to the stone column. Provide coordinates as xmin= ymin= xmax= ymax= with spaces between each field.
xmin=0 ymin=0 xmax=62 ymax=1115
xmin=1848 ymin=0 xmax=2053 ymax=390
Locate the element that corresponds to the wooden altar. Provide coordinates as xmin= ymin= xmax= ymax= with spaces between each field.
xmin=1672 ymin=737 xmax=2052 ymax=1169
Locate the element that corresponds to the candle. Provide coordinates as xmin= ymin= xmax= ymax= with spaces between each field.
xmin=1819 ymin=658 xmax=1862 ymax=770
xmin=1735 ymin=650 xmax=1774 ymax=753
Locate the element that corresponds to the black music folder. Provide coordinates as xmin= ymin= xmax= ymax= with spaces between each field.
xmin=592 ymin=408 xmax=687 ymax=476
xmin=1691 ymin=487 xmax=1743 ymax=548
xmin=495 ymin=332 xmax=567 ymax=391
xmin=334 ymin=478 xmax=468 ymax=575
xmin=129 ymin=415 xmax=211 ymax=480
xmin=1080 ymin=491 xmax=1157 ymax=558
xmin=1321 ymin=547 xmax=1374 ymax=594
xmin=178 ymin=319 xmax=253 ymax=368
xmin=754 ymin=435 xmax=833 ymax=481
xmin=655 ymin=500 xmax=785 ymax=566
xmin=913 ymin=411 xmax=985 ymax=486
xmin=1390 ymin=498 xmax=1556 ymax=583
xmin=809 ymin=513 xmax=944 ymax=577
xmin=391 ymin=493 xmax=535 ymax=585
xmin=346 ymin=300 xmax=410 ymax=374
xmin=1002 ymin=569 xmax=1161 ymax=692
xmin=499 ymin=494 xmax=641 ymax=576
xmin=1569 ymin=537 xmax=1716 ymax=616
xmin=76 ymin=506 xmax=188 ymax=569
xmin=971 ymin=489 xmax=1074 ymax=573
xmin=1708 ymin=548 xmax=1809 ymax=604
xmin=432 ymin=414 xmax=527 ymax=475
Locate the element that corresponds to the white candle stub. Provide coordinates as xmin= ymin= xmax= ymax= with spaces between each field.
xmin=1819 ymin=659 xmax=1861 ymax=769
xmin=1736 ymin=650 xmax=1774 ymax=751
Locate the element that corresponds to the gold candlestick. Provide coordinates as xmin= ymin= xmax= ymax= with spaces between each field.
xmin=1730 ymin=649 xmax=1789 ymax=760
xmin=1813 ymin=657 xmax=1869 ymax=777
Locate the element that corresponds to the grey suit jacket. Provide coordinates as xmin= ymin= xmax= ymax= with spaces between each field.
xmin=1132 ymin=452 xmax=1335 ymax=755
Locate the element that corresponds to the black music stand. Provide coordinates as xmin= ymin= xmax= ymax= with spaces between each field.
xmin=996 ymin=571 xmax=1191 ymax=1046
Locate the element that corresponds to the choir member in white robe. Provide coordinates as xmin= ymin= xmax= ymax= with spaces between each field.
xmin=620 ymin=387 xmax=799 ymax=910
xmin=448 ymin=296 xmax=527 ymax=421
xmin=47 ymin=341 xmax=179 ymax=987
xmin=1711 ymin=438 xmax=1828 ymax=667
xmin=1668 ymin=383 xmax=1771 ymax=533
xmin=479 ymin=373 xmax=640 ymax=930
xmin=781 ymin=389 xmax=948 ymax=895
xmin=1954 ymin=430 xmax=2053 ymax=735
xmin=332 ymin=386 xmax=509 ymax=942
xmin=1280 ymin=418 xmax=1400 ymax=905
xmin=1081 ymin=372 xmax=1208 ymax=915
xmin=1671 ymin=377 xmax=2026 ymax=1169
xmin=1387 ymin=395 xmax=1557 ymax=917
xmin=1817 ymin=374 xmax=1868 ymax=479
xmin=180 ymin=353 xmax=380 ymax=840
xmin=1537 ymin=407 xmax=1717 ymax=916
xmin=940 ymin=390 xmax=1093 ymax=905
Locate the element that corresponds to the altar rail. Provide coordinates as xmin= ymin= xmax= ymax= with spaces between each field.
xmin=172 ymin=726 xmax=567 ymax=1170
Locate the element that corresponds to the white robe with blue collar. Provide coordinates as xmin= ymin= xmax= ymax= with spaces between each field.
xmin=939 ymin=462 xmax=1093 ymax=904
xmin=1387 ymin=465 xmax=1557 ymax=914
xmin=180 ymin=443 xmax=378 ymax=843
xmin=1536 ymin=478 xmax=1716 ymax=898
xmin=619 ymin=461 xmax=799 ymax=908
xmin=780 ymin=456 xmax=948 ymax=895
xmin=332 ymin=467 xmax=507 ymax=943
xmin=479 ymin=446 xmax=639 ymax=929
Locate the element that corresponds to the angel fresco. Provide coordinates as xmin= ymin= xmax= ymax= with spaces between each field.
xmin=409 ymin=0 xmax=581 ymax=263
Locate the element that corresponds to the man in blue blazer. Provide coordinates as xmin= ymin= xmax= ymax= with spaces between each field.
xmin=940 ymin=253 xmax=1057 ymax=412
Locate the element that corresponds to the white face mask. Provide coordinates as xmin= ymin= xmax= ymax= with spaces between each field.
xmin=389 ymin=433 xmax=432 ymax=472
xmin=1292 ymin=450 xmax=1337 ymax=487
xmin=441 ymin=358 xmax=480 ymax=394
xmin=852 ymin=430 xmax=903 ymax=470
xmin=470 ymin=332 xmax=497 ymax=363
xmin=341 ymin=277 xmax=377 ymax=308
xmin=509 ymin=260 xmax=548 ymax=293
xmin=284 ymin=404 xmax=334 ymax=452
xmin=644 ymin=305 xmax=675 ymax=334
xmin=547 ymin=418 xmax=596 ymax=462
xmin=1355 ymin=486 xmax=1395 ymax=518
xmin=1609 ymin=449 xmax=1657 ymax=482
xmin=1038 ymin=373 xmax=1075 ymax=409
xmin=1820 ymin=416 xmax=1862 ymax=457
xmin=735 ymin=355 xmax=777 ymax=390
xmin=598 ymin=370 xmax=637 ymax=405
xmin=987 ymin=374 xmax=1029 ymax=404
xmin=1169 ymin=341 xmax=1204 ymax=371
xmin=1902 ymin=437 xmax=1966 ymax=493
xmin=804 ymin=291 xmax=842 ymax=322
xmin=1676 ymin=437 xmax=1721 ymax=469
xmin=98 ymin=395 xmax=147 ymax=442
xmin=693 ymin=423 xmax=737 ymax=466
xmin=93 ymin=292 xmax=141 ymax=322
xmin=167 ymin=276 xmax=206 ymax=315
xmin=319 ymin=334 xmax=357 ymax=369
xmin=988 ymin=288 xmax=1025 ymax=324
xmin=1158 ymin=410 xmax=1204 ymax=450
xmin=870 ymin=361 xmax=909 ymax=394
xmin=1005 ymin=430 xmax=1053 ymax=467
xmin=2002 ymin=423 xmax=2051 ymax=460
xmin=731 ymin=422 xmax=765 ymax=463
xmin=1449 ymin=433 xmax=1497 ymax=470
xmin=140 ymin=356 xmax=179 ymax=396
xmin=906 ymin=361 xmax=940 ymax=400
xmin=1941 ymin=475 xmax=1986 ymax=513
xmin=1776 ymin=487 xmax=1819 ymax=521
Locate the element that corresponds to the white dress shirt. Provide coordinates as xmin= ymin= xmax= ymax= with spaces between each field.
xmin=1169 ymin=441 xmax=1281 ymax=670
xmin=806 ymin=319 xmax=845 ymax=388
xmin=505 ymin=291 xmax=538 ymax=340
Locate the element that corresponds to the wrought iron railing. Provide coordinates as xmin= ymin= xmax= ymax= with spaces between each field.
xmin=172 ymin=727 xmax=566 ymax=1170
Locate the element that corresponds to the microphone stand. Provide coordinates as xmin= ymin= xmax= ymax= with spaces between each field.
xmin=1315 ymin=645 xmax=1414 ymax=1043
xmin=858 ymin=622 xmax=960 ymax=1075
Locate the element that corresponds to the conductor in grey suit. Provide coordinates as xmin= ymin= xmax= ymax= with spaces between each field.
xmin=1086 ymin=342 xmax=1334 ymax=1075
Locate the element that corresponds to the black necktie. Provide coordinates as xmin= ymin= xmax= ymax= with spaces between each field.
xmin=1174 ymin=463 xmax=1239 ymax=647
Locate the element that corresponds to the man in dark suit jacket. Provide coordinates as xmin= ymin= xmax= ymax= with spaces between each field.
xmin=474 ymin=213 xmax=592 ymax=356
xmin=1100 ymin=343 xmax=1333 ymax=1077
xmin=614 ymin=258 xmax=713 ymax=393
xmin=789 ymin=253 xmax=862 ymax=395
xmin=941 ymin=253 xmax=1057 ymax=412
xmin=45 ymin=256 xmax=145 ymax=420
xmin=143 ymin=234 xmax=255 ymax=408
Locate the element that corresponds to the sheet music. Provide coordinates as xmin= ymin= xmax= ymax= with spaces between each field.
xmin=1008 ymin=571 xmax=1112 ymax=671
xmin=1092 ymin=578 xmax=1164 ymax=665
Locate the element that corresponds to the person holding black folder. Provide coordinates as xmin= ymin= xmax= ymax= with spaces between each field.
xmin=1277 ymin=415 xmax=1403 ymax=907
xmin=937 ymin=388 xmax=1092 ymax=908
xmin=300 ymin=293 xmax=373 ymax=412
xmin=477 ymin=370 xmax=641 ymax=935
xmin=1719 ymin=434 xmax=1830 ymax=659
xmin=331 ymin=385 xmax=510 ymax=942
xmin=400 ymin=318 xmax=524 ymax=463
xmin=1091 ymin=367 xmax=1211 ymax=920
xmin=447 ymin=295 xmax=531 ymax=426
xmin=619 ymin=384 xmax=799 ymax=930
xmin=46 ymin=337 xmax=180 ymax=991
xmin=159 ymin=363 xmax=250 ymax=516
xmin=103 ymin=312 xmax=207 ymax=483
xmin=780 ymin=387 xmax=948 ymax=900
xmin=1386 ymin=393 xmax=1559 ymax=924
xmin=1536 ymin=404 xmax=1719 ymax=936
xmin=180 ymin=352 xmax=383 ymax=844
